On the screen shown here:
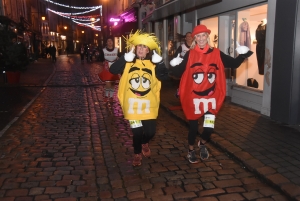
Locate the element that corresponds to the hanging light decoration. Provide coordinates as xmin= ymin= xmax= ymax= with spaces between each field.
xmin=45 ymin=0 xmax=103 ymax=32
xmin=48 ymin=7 xmax=100 ymax=16
xmin=44 ymin=0 xmax=101 ymax=10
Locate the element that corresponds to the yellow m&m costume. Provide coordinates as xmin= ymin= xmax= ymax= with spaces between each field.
xmin=109 ymin=30 xmax=169 ymax=166
xmin=118 ymin=59 xmax=161 ymax=120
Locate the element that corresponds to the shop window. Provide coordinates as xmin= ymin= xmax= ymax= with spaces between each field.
xmin=200 ymin=17 xmax=219 ymax=48
xmin=236 ymin=4 xmax=268 ymax=90
xmin=167 ymin=17 xmax=175 ymax=65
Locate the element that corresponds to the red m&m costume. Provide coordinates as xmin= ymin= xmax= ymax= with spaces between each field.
xmin=179 ymin=44 xmax=226 ymax=120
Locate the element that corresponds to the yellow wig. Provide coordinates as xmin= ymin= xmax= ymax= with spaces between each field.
xmin=124 ymin=30 xmax=161 ymax=55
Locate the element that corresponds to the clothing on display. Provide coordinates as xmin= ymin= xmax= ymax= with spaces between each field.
xmin=247 ymin=78 xmax=259 ymax=88
xmin=239 ymin=20 xmax=251 ymax=49
xmin=255 ymin=19 xmax=267 ymax=75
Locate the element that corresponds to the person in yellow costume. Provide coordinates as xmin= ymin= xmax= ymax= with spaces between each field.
xmin=110 ymin=30 xmax=169 ymax=166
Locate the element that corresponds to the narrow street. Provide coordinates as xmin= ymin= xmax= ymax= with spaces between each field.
xmin=0 ymin=55 xmax=289 ymax=201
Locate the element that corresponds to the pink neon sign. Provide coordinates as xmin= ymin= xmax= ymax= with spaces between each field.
xmin=109 ymin=18 xmax=120 ymax=22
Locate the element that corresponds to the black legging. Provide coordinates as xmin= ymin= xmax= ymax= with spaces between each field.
xmin=188 ymin=118 xmax=213 ymax=145
xmin=131 ymin=119 xmax=156 ymax=154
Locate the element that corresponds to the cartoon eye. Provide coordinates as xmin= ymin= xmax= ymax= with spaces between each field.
xmin=193 ymin=72 xmax=204 ymax=84
xmin=129 ymin=73 xmax=140 ymax=89
xmin=207 ymin=73 xmax=216 ymax=84
xmin=141 ymin=77 xmax=151 ymax=89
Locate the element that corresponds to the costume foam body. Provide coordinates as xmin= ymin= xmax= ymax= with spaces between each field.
xmin=179 ymin=44 xmax=226 ymax=120
xmin=118 ymin=59 xmax=161 ymax=120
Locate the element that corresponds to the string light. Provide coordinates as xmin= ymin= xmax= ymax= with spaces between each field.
xmin=44 ymin=0 xmax=102 ymax=10
xmin=47 ymin=9 xmax=101 ymax=31
xmin=48 ymin=7 xmax=100 ymax=16
xmin=45 ymin=1 xmax=103 ymax=31
xmin=70 ymin=18 xmax=100 ymax=22
xmin=74 ymin=20 xmax=101 ymax=31
xmin=73 ymin=18 xmax=100 ymax=25
xmin=48 ymin=9 xmax=100 ymax=24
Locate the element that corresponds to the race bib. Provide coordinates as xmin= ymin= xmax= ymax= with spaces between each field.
xmin=203 ymin=114 xmax=215 ymax=128
xmin=129 ymin=120 xmax=143 ymax=128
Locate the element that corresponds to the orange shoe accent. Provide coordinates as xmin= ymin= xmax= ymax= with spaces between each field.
xmin=132 ymin=154 xmax=142 ymax=166
xmin=142 ymin=143 xmax=151 ymax=158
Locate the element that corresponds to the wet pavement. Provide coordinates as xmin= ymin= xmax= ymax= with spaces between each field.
xmin=0 ymin=55 xmax=297 ymax=201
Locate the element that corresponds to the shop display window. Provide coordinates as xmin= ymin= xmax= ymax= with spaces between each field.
xmin=200 ymin=17 xmax=219 ymax=48
xmin=235 ymin=4 xmax=268 ymax=90
xmin=167 ymin=17 xmax=175 ymax=64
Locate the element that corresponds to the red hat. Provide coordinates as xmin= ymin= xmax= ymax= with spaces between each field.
xmin=191 ymin=24 xmax=211 ymax=37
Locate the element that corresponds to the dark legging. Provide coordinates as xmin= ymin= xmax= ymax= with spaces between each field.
xmin=188 ymin=119 xmax=213 ymax=145
xmin=131 ymin=119 xmax=156 ymax=154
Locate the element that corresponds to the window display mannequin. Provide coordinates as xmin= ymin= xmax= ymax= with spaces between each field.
xmin=239 ymin=18 xmax=251 ymax=49
xmin=255 ymin=18 xmax=267 ymax=75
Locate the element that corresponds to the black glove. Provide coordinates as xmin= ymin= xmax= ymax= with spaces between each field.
xmin=241 ymin=51 xmax=253 ymax=59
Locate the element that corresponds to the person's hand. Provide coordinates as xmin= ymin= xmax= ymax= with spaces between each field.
xmin=152 ymin=50 xmax=162 ymax=63
xmin=124 ymin=46 xmax=135 ymax=62
xmin=240 ymin=50 xmax=253 ymax=58
xmin=235 ymin=41 xmax=250 ymax=54
xmin=170 ymin=54 xmax=183 ymax=67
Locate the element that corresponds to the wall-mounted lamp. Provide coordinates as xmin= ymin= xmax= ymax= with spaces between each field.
xmin=41 ymin=16 xmax=46 ymax=21
xmin=82 ymin=31 xmax=84 ymax=33
xmin=64 ymin=26 xmax=67 ymax=30
xmin=95 ymin=34 xmax=98 ymax=36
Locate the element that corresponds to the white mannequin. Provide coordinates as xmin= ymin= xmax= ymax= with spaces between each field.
xmin=261 ymin=18 xmax=267 ymax=26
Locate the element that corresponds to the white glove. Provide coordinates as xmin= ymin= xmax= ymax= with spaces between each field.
xmin=124 ymin=47 xmax=135 ymax=62
xmin=235 ymin=41 xmax=250 ymax=54
xmin=170 ymin=54 xmax=183 ymax=67
xmin=152 ymin=50 xmax=162 ymax=63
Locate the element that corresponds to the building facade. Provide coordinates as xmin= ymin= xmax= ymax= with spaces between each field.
xmin=136 ymin=0 xmax=299 ymax=126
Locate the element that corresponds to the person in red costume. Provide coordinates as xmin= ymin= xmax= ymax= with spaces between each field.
xmin=98 ymin=37 xmax=122 ymax=102
xmin=169 ymin=24 xmax=253 ymax=164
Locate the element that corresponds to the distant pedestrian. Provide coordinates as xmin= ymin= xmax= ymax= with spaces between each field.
xmin=49 ymin=45 xmax=56 ymax=63
xmin=80 ymin=45 xmax=85 ymax=64
xmin=109 ymin=30 xmax=169 ymax=166
xmin=66 ymin=46 xmax=69 ymax=56
xmin=169 ymin=24 xmax=253 ymax=164
xmin=98 ymin=37 xmax=121 ymax=102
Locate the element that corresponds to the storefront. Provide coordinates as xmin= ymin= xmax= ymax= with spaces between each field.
xmin=110 ymin=7 xmax=139 ymax=53
xmin=196 ymin=3 xmax=271 ymax=114
xmin=144 ymin=0 xmax=277 ymax=117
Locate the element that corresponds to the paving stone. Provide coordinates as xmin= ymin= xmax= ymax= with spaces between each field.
xmin=6 ymin=188 xmax=28 ymax=197
xmin=213 ymin=179 xmax=243 ymax=188
xmin=173 ymin=191 xmax=197 ymax=200
xmin=266 ymin=173 xmax=290 ymax=185
xmin=217 ymin=193 xmax=245 ymax=201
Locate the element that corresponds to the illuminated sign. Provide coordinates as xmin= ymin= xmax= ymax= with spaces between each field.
xmin=109 ymin=18 xmax=120 ymax=22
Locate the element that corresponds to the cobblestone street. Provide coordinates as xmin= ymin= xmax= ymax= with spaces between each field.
xmin=0 ymin=55 xmax=290 ymax=201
